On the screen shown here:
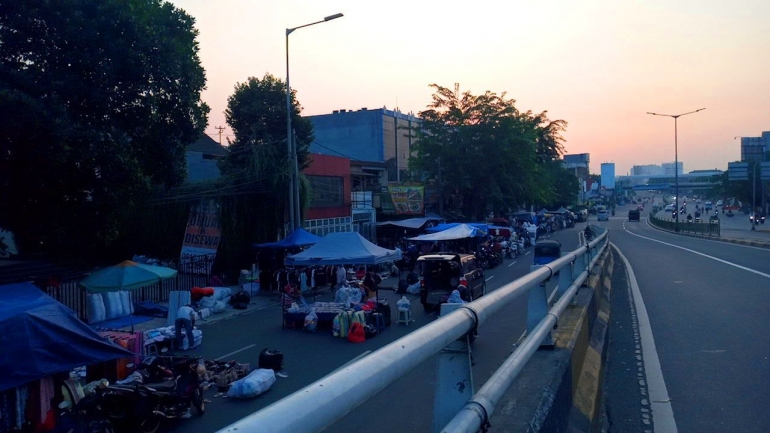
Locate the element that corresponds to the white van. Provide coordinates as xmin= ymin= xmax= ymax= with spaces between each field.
xmin=664 ymin=204 xmax=674 ymax=212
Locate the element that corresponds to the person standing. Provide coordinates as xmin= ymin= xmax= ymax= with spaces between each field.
xmin=175 ymin=304 xmax=198 ymax=350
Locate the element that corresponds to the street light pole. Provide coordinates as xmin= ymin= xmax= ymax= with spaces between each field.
xmin=646 ymin=108 xmax=706 ymax=232
xmin=286 ymin=13 xmax=344 ymax=233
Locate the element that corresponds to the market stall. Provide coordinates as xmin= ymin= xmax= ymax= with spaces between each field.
xmin=282 ymin=232 xmax=400 ymax=332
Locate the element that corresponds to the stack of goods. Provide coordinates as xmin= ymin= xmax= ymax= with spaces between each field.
xmin=87 ymin=290 xmax=135 ymax=324
xmin=204 ymin=360 xmax=251 ymax=392
xmin=144 ymin=326 xmax=202 ymax=350
xmin=198 ymin=287 xmax=232 ymax=314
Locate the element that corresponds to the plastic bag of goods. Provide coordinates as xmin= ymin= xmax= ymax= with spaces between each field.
xmin=227 ymin=368 xmax=276 ymax=399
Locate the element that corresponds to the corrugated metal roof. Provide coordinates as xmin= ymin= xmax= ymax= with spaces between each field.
xmin=187 ymin=135 xmax=229 ymax=156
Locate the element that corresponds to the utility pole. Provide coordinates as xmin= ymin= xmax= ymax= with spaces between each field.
xmin=215 ymin=126 xmax=226 ymax=145
xmin=437 ymin=157 xmax=443 ymax=216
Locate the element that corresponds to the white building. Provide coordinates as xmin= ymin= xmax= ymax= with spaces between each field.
xmin=600 ymin=163 xmax=616 ymax=189
xmin=661 ymin=162 xmax=683 ymax=176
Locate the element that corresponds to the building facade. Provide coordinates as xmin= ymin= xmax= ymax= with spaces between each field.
xmin=631 ymin=164 xmax=664 ymax=176
xmin=740 ymin=132 xmax=770 ymax=161
xmin=661 ymin=161 xmax=684 ymax=176
xmin=302 ymin=153 xmax=353 ymax=237
xmin=563 ymin=153 xmax=590 ymax=204
xmin=600 ymin=163 xmax=616 ymax=190
xmin=308 ymin=108 xmax=424 ymax=225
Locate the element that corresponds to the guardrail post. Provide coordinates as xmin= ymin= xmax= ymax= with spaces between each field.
xmin=432 ymin=303 xmax=475 ymax=433
xmin=527 ymin=265 xmax=553 ymax=347
xmin=557 ymin=260 xmax=573 ymax=298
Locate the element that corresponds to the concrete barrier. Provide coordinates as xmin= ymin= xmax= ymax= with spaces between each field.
xmin=488 ymin=247 xmax=614 ymax=432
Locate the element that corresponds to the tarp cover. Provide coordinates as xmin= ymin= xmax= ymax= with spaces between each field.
xmin=424 ymin=222 xmax=489 ymax=235
xmin=254 ymin=228 xmax=322 ymax=249
xmin=409 ymin=224 xmax=486 ymax=241
xmin=285 ymin=232 xmax=401 ymax=266
xmin=375 ymin=217 xmax=442 ymax=229
xmin=0 ymin=282 xmax=133 ymax=392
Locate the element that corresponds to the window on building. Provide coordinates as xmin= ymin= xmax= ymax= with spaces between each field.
xmin=308 ymin=176 xmax=344 ymax=207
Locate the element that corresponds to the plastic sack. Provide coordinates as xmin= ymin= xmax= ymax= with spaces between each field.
xmin=199 ymin=296 xmax=216 ymax=309
xmin=346 ymin=286 xmax=362 ymax=304
xmin=287 ymin=302 xmax=300 ymax=313
xmin=118 ymin=290 xmax=134 ymax=315
xmin=406 ymin=282 xmax=421 ymax=295
xmin=334 ymin=287 xmax=348 ymax=304
xmin=213 ymin=300 xmax=227 ymax=314
xmin=86 ymin=293 xmax=106 ymax=324
xmin=212 ymin=287 xmax=232 ymax=301
xmin=103 ymin=291 xmax=122 ymax=319
xmin=447 ymin=290 xmax=465 ymax=304
xmin=396 ymin=296 xmax=411 ymax=311
xmin=304 ymin=309 xmax=318 ymax=332
xmin=227 ymin=368 xmax=276 ymax=399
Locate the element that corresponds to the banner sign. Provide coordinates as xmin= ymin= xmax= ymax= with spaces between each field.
xmin=180 ymin=200 xmax=221 ymax=274
xmin=387 ymin=186 xmax=424 ymax=215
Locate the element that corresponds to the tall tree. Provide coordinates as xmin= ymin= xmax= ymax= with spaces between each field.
xmin=408 ymin=84 xmax=569 ymax=219
xmin=221 ymin=73 xmax=314 ymax=232
xmin=0 ymin=0 xmax=209 ymax=260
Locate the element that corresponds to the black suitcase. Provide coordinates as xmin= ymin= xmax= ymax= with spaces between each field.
xmin=259 ymin=348 xmax=284 ymax=371
xmin=376 ymin=300 xmax=391 ymax=327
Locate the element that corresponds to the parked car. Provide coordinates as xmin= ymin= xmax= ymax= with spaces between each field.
xmin=628 ymin=209 xmax=641 ymax=221
xmin=417 ymin=253 xmax=486 ymax=311
xmin=597 ymin=209 xmax=609 ymax=221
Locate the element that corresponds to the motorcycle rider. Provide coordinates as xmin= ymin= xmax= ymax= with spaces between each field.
xmin=583 ymin=225 xmax=592 ymax=240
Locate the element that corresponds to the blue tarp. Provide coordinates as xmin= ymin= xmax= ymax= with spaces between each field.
xmin=254 ymin=228 xmax=322 ymax=249
xmin=0 ymin=282 xmax=134 ymax=392
xmin=425 ymin=222 xmax=489 ymax=236
xmin=285 ymin=232 xmax=401 ymax=266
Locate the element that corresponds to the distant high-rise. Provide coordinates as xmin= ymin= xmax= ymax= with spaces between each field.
xmin=661 ymin=162 xmax=683 ymax=175
xmin=740 ymin=132 xmax=770 ymax=161
xmin=600 ymin=163 xmax=615 ymax=189
xmin=631 ymin=164 xmax=664 ymax=176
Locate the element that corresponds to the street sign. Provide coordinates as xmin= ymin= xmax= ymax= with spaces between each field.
xmin=761 ymin=162 xmax=770 ymax=180
xmin=728 ymin=162 xmax=749 ymax=181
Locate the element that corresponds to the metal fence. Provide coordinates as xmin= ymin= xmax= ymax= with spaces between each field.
xmin=649 ymin=213 xmax=721 ymax=236
xmin=38 ymin=254 xmax=227 ymax=321
xmin=216 ymin=227 xmax=610 ymax=433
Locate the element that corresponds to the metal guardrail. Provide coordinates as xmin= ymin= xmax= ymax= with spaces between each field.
xmin=217 ymin=228 xmax=610 ymax=433
xmin=649 ymin=213 xmax=721 ymax=236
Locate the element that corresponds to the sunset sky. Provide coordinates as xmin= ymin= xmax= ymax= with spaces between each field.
xmin=169 ymin=0 xmax=770 ymax=176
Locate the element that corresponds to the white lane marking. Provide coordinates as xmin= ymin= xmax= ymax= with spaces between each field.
xmin=613 ymin=244 xmax=678 ymax=433
xmin=485 ymin=276 xmax=495 ymax=282
xmin=507 ymin=261 xmax=517 ymax=267
xmin=215 ymin=344 xmax=257 ymax=361
xmin=624 ymin=227 xmax=770 ymax=279
xmin=524 ymin=251 xmax=531 ymax=256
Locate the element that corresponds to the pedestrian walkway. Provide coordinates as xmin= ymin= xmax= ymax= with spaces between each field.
xmin=649 ymin=209 xmax=770 ymax=249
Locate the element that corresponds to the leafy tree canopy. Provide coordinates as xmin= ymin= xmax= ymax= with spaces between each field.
xmin=221 ymin=73 xmax=314 ymax=229
xmin=408 ymin=84 xmax=570 ymax=219
xmin=0 ymin=0 xmax=209 ymax=260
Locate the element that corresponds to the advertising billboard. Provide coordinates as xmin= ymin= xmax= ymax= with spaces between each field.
xmin=387 ymin=185 xmax=424 ymax=215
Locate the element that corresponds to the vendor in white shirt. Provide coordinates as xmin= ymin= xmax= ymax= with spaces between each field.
xmin=175 ymin=304 xmax=198 ymax=350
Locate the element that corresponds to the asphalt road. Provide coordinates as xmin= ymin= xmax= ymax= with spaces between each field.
xmin=603 ymin=202 xmax=770 ymax=433
xmin=156 ymin=226 xmax=583 ymax=433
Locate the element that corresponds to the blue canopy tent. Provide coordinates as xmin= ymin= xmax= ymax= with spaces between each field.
xmin=285 ymin=232 xmax=401 ymax=266
xmin=0 ymin=282 xmax=134 ymax=392
xmin=408 ymin=223 xmax=487 ymax=241
xmin=254 ymin=228 xmax=322 ymax=249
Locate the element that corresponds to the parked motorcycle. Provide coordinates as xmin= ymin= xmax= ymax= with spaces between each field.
xmin=56 ymin=393 xmax=116 ymax=433
xmin=101 ymin=356 xmax=206 ymax=433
